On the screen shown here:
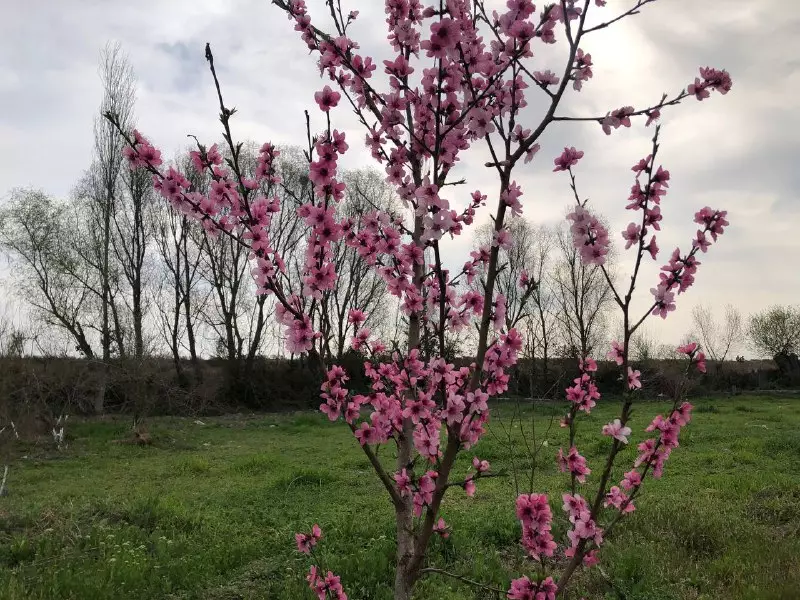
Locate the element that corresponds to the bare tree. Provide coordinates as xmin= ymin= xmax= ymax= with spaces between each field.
xmin=691 ymin=303 xmax=742 ymax=363
xmin=0 ymin=189 xmax=96 ymax=358
xmin=322 ymin=168 xmax=396 ymax=359
xmin=150 ymin=190 xmax=207 ymax=380
xmin=524 ymin=226 xmax=557 ymax=392
xmin=472 ymin=219 xmax=537 ymax=330
xmin=473 ymin=219 xmax=556 ymax=392
xmin=113 ymin=157 xmax=153 ymax=359
xmin=551 ymin=219 xmax=615 ymax=359
xmin=628 ymin=325 xmax=660 ymax=362
xmin=78 ymin=41 xmax=138 ymax=412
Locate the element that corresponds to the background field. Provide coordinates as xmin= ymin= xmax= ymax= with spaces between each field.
xmin=1 ymin=395 xmax=799 ymax=600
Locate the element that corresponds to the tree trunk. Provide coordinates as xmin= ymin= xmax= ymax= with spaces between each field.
xmin=133 ymin=281 xmax=143 ymax=358
xmin=94 ymin=363 xmax=108 ymax=414
xmin=98 ymin=188 xmax=112 ymax=414
xmin=393 ymin=560 xmax=414 ymax=600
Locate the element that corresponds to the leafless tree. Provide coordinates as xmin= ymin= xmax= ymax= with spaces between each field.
xmin=473 ymin=219 xmax=537 ymax=330
xmin=0 ymin=189 xmax=96 ymax=358
xmin=691 ymin=303 xmax=742 ymax=363
xmin=113 ymin=157 xmax=153 ymax=359
xmin=523 ymin=226 xmax=557 ymax=391
xmin=321 ymin=168 xmax=396 ymax=359
xmin=551 ymin=218 xmax=615 ymax=359
xmin=150 ymin=185 xmax=207 ymax=380
xmin=74 ymin=41 xmax=138 ymax=412
xmin=473 ymin=219 xmax=556 ymax=392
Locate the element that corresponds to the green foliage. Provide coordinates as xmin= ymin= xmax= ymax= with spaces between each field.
xmin=1 ymin=396 xmax=799 ymax=599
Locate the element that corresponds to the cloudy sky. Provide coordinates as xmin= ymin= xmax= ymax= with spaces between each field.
xmin=1 ymin=0 xmax=798 ymax=355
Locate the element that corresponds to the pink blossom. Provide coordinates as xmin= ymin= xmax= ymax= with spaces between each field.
xmin=621 ymin=470 xmax=642 ymax=490
xmin=622 ymin=222 xmax=641 ymax=249
xmin=553 ymin=147 xmax=584 ymax=172
xmin=472 ymin=456 xmax=490 ymax=473
xmin=295 ymin=524 xmax=322 ymax=554
xmin=692 ymin=230 xmax=710 ymax=253
xmin=508 ymin=576 xmax=557 ymax=600
xmin=604 ymin=486 xmax=635 ymax=513
xmin=348 ymin=309 xmax=366 ymax=326
xmin=650 ymin=283 xmax=676 ymax=319
xmin=314 ymin=85 xmax=341 ymax=112
xmin=645 ymin=109 xmax=661 ymax=126
xmin=433 ymin=517 xmax=450 ymax=539
xmin=558 ymin=446 xmax=591 ymax=483
xmin=646 ymin=235 xmax=659 ymax=259
xmin=394 ymin=469 xmax=412 ymax=497
xmin=354 ymin=421 xmax=377 ymax=446
xmin=607 ymin=341 xmax=625 ymax=366
xmin=464 ymin=478 xmax=476 ymax=497
xmin=627 ymin=367 xmax=642 ymax=390
xmin=602 ymin=419 xmax=632 ymax=444
xmin=534 ymin=70 xmax=560 ymax=86
xmin=696 ymin=351 xmax=707 ymax=373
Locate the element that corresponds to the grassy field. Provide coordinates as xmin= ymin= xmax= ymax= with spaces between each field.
xmin=1 ymin=395 xmax=799 ymax=600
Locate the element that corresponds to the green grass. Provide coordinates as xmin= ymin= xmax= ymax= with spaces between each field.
xmin=1 ymin=396 xmax=799 ymax=599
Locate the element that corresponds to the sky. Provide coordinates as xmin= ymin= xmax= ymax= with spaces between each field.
xmin=0 ymin=0 xmax=798 ymax=356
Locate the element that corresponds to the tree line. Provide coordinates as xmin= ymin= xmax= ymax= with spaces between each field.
xmin=1 ymin=44 xmax=799 ymax=416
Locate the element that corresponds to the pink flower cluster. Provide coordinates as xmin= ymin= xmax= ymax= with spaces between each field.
xmin=306 ymin=566 xmax=347 ymax=600
xmin=652 ymin=205 xmax=728 ymax=319
xmin=688 ymin=67 xmax=733 ymax=101
xmin=562 ymin=493 xmax=603 ymax=564
xmin=635 ymin=402 xmax=693 ymax=478
xmin=677 ymin=341 xmax=707 ymax=373
xmin=295 ymin=525 xmax=347 ymax=599
xmin=507 ymin=575 xmax=557 ymax=600
xmin=604 ymin=485 xmax=635 ymax=514
xmin=295 ymin=524 xmax=322 ymax=554
xmin=515 ymin=493 xmax=557 ymax=561
xmin=564 ymin=357 xmax=600 ymax=413
xmin=122 ymin=129 xmax=162 ymax=169
xmin=317 ymin=330 xmax=521 ymax=515
xmin=122 ymin=123 xmax=346 ymax=356
xmin=624 ymin=154 xmax=668 ymax=259
xmin=557 ymin=446 xmax=591 ymax=484
xmin=565 ymin=205 xmax=610 ymax=266
xmin=464 ymin=456 xmax=491 ymax=497
xmin=604 ymin=470 xmax=642 ymax=514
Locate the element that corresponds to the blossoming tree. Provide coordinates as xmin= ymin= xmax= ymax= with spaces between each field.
xmin=107 ymin=0 xmax=731 ymax=597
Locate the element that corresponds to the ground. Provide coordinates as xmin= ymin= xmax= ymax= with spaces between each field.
xmin=1 ymin=395 xmax=799 ymax=599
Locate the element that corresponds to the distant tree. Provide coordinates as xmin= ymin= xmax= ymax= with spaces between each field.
xmin=150 ymin=184 xmax=207 ymax=380
xmin=748 ymin=305 xmax=800 ymax=359
xmin=323 ymin=168 xmax=397 ymax=360
xmin=691 ymin=303 xmax=742 ymax=363
xmin=0 ymin=311 xmax=28 ymax=358
xmin=0 ymin=189 xmax=96 ymax=358
xmin=629 ymin=326 xmax=658 ymax=362
xmin=472 ymin=218 xmax=539 ymax=331
xmin=526 ymin=226 xmax=558 ymax=393
xmin=551 ymin=218 xmax=615 ymax=358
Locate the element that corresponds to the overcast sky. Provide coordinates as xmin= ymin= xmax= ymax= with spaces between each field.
xmin=1 ymin=0 xmax=798 ymax=355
